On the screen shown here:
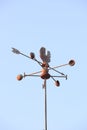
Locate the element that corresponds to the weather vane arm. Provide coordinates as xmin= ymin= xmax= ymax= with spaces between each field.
xmin=49 ymin=60 xmax=75 ymax=70
xmin=12 ymin=47 xmax=42 ymax=66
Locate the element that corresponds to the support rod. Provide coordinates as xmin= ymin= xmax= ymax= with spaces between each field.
xmin=44 ymin=79 xmax=47 ymax=130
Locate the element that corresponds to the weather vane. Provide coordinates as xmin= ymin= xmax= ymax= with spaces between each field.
xmin=12 ymin=47 xmax=75 ymax=130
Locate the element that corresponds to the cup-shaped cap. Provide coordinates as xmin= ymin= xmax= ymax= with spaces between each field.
xmin=17 ymin=74 xmax=23 ymax=81
xmin=30 ymin=52 xmax=35 ymax=59
xmin=55 ymin=80 xmax=60 ymax=87
xmin=69 ymin=60 xmax=75 ymax=66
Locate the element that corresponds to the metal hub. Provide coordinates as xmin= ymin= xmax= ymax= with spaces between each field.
xmin=41 ymin=68 xmax=50 ymax=79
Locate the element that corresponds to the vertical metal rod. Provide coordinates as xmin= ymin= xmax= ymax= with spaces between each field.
xmin=44 ymin=79 xmax=47 ymax=130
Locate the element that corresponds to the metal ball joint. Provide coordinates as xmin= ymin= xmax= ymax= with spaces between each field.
xmin=16 ymin=74 xmax=23 ymax=81
xmin=55 ymin=80 xmax=60 ymax=87
xmin=30 ymin=52 xmax=35 ymax=59
xmin=69 ymin=59 xmax=75 ymax=66
xmin=41 ymin=67 xmax=50 ymax=79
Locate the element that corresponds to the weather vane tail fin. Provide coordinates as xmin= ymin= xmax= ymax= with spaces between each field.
xmin=40 ymin=47 xmax=51 ymax=63
xmin=46 ymin=51 xmax=51 ymax=63
xmin=40 ymin=47 xmax=46 ymax=62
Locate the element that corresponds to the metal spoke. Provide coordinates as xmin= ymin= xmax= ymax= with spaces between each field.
xmin=51 ymin=75 xmax=67 ymax=79
xmin=50 ymin=63 xmax=69 ymax=69
xmin=23 ymin=71 xmax=41 ymax=77
xmin=24 ymin=74 xmax=40 ymax=77
xmin=49 ymin=66 xmax=65 ymax=75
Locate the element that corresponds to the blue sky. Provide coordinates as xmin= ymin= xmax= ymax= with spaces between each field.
xmin=0 ymin=0 xmax=87 ymax=130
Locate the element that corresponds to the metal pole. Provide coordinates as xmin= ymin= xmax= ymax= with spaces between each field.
xmin=44 ymin=79 xmax=47 ymax=130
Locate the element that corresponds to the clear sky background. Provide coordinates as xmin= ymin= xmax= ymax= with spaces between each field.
xmin=0 ymin=0 xmax=87 ymax=130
